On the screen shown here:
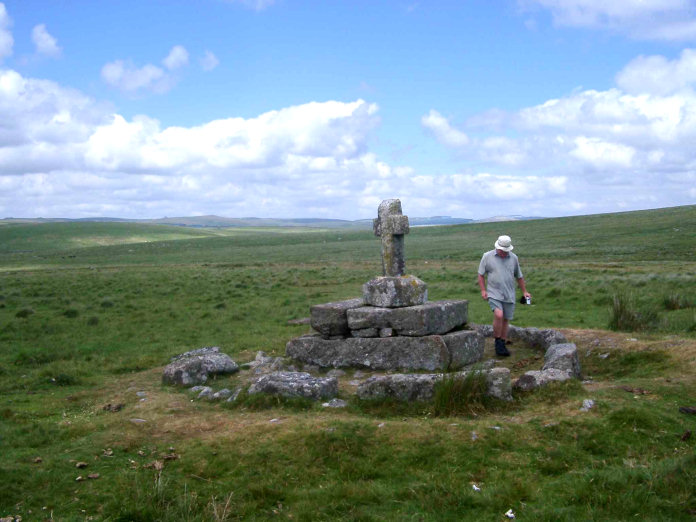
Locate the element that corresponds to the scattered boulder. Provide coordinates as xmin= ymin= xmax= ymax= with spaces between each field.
xmin=212 ymin=388 xmax=232 ymax=400
xmin=322 ymin=398 xmax=348 ymax=408
xmin=248 ymin=372 xmax=338 ymax=400
xmin=443 ymin=330 xmax=485 ymax=369
xmin=162 ymin=346 xmax=239 ymax=386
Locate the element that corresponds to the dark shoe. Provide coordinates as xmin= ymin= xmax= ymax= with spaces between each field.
xmin=495 ymin=338 xmax=510 ymax=356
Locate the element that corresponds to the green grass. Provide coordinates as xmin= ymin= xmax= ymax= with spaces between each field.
xmin=1 ymin=205 xmax=696 ymax=520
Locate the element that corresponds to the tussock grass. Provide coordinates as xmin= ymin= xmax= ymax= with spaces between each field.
xmin=608 ymin=292 xmax=661 ymax=332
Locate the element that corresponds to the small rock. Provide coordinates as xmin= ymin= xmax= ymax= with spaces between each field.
xmin=212 ymin=388 xmax=232 ymax=400
xmin=129 ymin=418 xmax=147 ymax=424
xmin=327 ymin=369 xmax=346 ymax=378
xmin=598 ymin=353 xmax=610 ymax=359
xmin=472 ymin=484 xmax=481 ymax=491
xmin=579 ymin=399 xmax=595 ymax=412
xmin=75 ymin=476 xmax=85 ymax=482
xmin=470 ymin=431 xmax=478 ymax=441
xmin=348 ymin=380 xmax=362 ymax=386
xmin=137 ymin=450 xmax=146 ymax=456
xmin=270 ymin=418 xmax=281 ymax=423
xmin=103 ymin=403 xmax=124 ymax=413
xmin=135 ymin=391 xmax=147 ymax=398
xmin=377 ymin=422 xmax=385 ymax=428
xmin=679 ymin=406 xmax=696 ymax=414
xmin=102 ymin=448 xmax=114 ymax=457
xmin=321 ymin=398 xmax=347 ymax=408
xmin=33 ymin=457 xmax=43 ymax=464
xmin=162 ymin=453 xmax=179 ymax=461
xmin=505 ymin=508 xmax=515 ymax=519
xmin=197 ymin=387 xmax=214 ymax=399
xmin=76 ymin=462 xmax=88 ymax=469
xmin=490 ymin=426 xmax=501 ymax=430
xmin=87 ymin=473 xmax=100 ymax=480
xmin=226 ymin=387 xmax=243 ymax=403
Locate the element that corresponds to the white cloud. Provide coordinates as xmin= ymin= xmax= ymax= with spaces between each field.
xmin=0 ymin=2 xmax=13 ymax=61
xmin=31 ymin=23 xmax=61 ymax=57
xmin=421 ymin=110 xmax=470 ymax=147
xmin=423 ymin=49 xmax=696 ymax=215
xmin=200 ymin=50 xmax=219 ymax=71
xmin=525 ymin=0 xmax=696 ymax=41
xmin=616 ymin=48 xmax=696 ymax=95
xmin=163 ymin=45 xmax=189 ymax=70
xmin=101 ymin=45 xmax=189 ymax=94
xmin=101 ymin=60 xmax=168 ymax=93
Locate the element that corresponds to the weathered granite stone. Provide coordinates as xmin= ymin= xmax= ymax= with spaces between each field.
xmin=379 ymin=328 xmax=394 ymax=337
xmin=310 ymin=298 xmax=364 ymax=338
xmin=197 ymin=386 xmax=214 ymax=399
xmin=322 ymin=398 xmax=348 ymax=408
xmin=356 ymin=368 xmax=512 ymax=402
xmin=347 ymin=300 xmax=467 ymax=336
xmin=248 ymin=371 xmax=338 ymax=400
xmin=212 ymin=388 xmax=232 ymax=400
xmin=513 ymin=368 xmax=573 ymax=391
xmin=442 ymin=330 xmax=485 ymax=369
xmin=363 ymin=275 xmax=428 ymax=308
xmin=373 ymin=199 xmax=410 ymax=277
xmin=286 ymin=334 xmax=450 ymax=371
xmin=485 ymin=367 xmax=512 ymax=401
xmin=357 ymin=373 xmax=441 ymax=401
xmin=351 ymin=327 xmax=379 ymax=338
xmin=507 ymin=327 xmax=568 ymax=349
xmin=543 ymin=343 xmax=581 ymax=378
xmin=162 ymin=347 xmax=239 ymax=386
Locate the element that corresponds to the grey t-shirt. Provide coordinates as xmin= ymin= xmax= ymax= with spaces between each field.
xmin=478 ymin=250 xmax=523 ymax=303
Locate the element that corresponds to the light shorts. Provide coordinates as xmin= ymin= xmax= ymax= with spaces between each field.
xmin=488 ymin=297 xmax=515 ymax=320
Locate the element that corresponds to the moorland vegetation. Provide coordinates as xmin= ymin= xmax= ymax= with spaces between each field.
xmin=1 ymin=205 xmax=695 ymax=520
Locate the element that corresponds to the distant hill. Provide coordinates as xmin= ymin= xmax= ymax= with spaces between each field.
xmin=0 ymin=215 xmax=483 ymax=229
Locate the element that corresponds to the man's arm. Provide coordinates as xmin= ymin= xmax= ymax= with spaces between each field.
xmin=517 ymin=277 xmax=531 ymax=299
xmin=478 ymin=274 xmax=487 ymax=300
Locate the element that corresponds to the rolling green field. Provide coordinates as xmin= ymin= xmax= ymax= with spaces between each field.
xmin=1 ymin=205 xmax=695 ymax=520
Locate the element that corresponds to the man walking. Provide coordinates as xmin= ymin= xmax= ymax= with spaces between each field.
xmin=478 ymin=235 xmax=531 ymax=356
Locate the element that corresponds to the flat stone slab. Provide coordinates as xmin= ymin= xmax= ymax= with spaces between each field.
xmin=513 ymin=368 xmax=573 ymax=391
xmin=310 ymin=297 xmax=364 ymax=338
xmin=357 ymin=367 xmax=512 ymax=402
xmin=248 ymin=371 xmax=338 ymax=400
xmin=286 ymin=334 xmax=450 ymax=371
xmin=543 ymin=343 xmax=581 ymax=378
xmin=162 ymin=347 xmax=239 ymax=386
xmin=347 ymin=300 xmax=468 ymax=337
xmin=363 ymin=275 xmax=427 ymax=308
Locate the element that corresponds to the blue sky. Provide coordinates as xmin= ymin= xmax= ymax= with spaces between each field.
xmin=1 ymin=0 xmax=695 ymax=219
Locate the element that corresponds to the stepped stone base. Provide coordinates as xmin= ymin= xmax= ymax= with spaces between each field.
xmin=363 ymin=275 xmax=427 ymax=308
xmin=347 ymin=300 xmax=467 ymax=337
xmin=285 ymin=329 xmax=483 ymax=371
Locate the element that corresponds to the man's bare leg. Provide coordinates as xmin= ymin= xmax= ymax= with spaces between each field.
xmin=492 ymin=308 xmax=505 ymax=338
xmin=501 ymin=318 xmax=509 ymax=342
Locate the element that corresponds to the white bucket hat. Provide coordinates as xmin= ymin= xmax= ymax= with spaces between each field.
xmin=495 ymin=235 xmax=513 ymax=252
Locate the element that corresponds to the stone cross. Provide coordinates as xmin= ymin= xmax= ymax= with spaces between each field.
xmin=373 ymin=199 xmax=410 ymax=276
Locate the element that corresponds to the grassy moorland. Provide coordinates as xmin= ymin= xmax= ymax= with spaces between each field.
xmin=1 ymin=205 xmax=695 ymax=521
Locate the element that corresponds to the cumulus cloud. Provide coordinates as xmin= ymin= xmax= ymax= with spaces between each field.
xmin=101 ymin=45 xmax=189 ymax=94
xmin=200 ymin=50 xmax=219 ymax=71
xmin=423 ymin=48 xmax=696 ymax=215
xmin=31 ymin=23 xmax=61 ymax=57
xmin=525 ymin=0 xmax=696 ymax=41
xmin=0 ymin=2 xmax=13 ymax=61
